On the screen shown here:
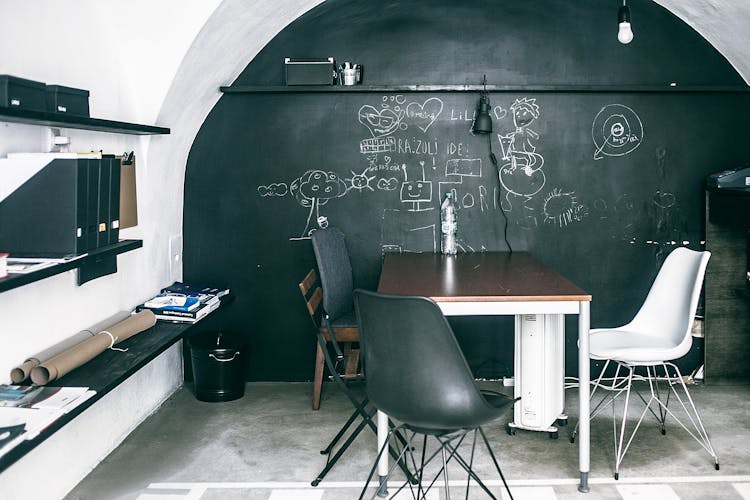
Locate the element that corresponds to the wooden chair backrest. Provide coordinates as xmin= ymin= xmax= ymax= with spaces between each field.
xmin=299 ymin=269 xmax=324 ymax=324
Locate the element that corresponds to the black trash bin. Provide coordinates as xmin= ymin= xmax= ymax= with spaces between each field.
xmin=189 ymin=331 xmax=246 ymax=402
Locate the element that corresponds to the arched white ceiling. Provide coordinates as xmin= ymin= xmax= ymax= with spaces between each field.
xmin=654 ymin=0 xmax=750 ymax=81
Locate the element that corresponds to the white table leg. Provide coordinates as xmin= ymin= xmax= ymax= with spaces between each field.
xmin=578 ymin=301 xmax=591 ymax=492
xmin=377 ymin=409 xmax=389 ymax=497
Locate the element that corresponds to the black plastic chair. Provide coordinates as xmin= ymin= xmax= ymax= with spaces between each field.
xmin=354 ymin=289 xmax=516 ymax=500
xmin=309 ymin=227 xmax=413 ymax=486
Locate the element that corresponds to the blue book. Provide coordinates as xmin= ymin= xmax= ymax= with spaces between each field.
xmin=142 ymin=294 xmax=201 ymax=312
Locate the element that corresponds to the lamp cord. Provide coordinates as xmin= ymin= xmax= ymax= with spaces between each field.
xmin=487 ymin=133 xmax=512 ymax=253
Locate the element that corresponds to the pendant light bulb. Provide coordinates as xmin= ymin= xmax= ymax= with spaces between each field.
xmin=617 ymin=4 xmax=633 ymax=44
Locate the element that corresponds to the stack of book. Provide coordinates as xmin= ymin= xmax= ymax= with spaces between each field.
xmin=135 ymin=281 xmax=230 ymax=324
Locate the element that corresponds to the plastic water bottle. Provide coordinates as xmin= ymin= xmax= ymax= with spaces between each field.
xmin=440 ymin=192 xmax=457 ymax=255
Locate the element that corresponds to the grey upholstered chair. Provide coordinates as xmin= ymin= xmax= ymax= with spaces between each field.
xmin=309 ymin=227 xmax=361 ymax=409
xmin=305 ymin=227 xmax=413 ymax=487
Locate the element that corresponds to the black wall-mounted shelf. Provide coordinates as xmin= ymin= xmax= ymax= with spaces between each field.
xmin=0 ymin=239 xmax=143 ymax=293
xmin=0 ymin=107 xmax=170 ymax=135
xmin=220 ymin=84 xmax=750 ymax=94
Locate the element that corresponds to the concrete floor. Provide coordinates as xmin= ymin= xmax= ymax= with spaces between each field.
xmin=65 ymin=381 xmax=750 ymax=500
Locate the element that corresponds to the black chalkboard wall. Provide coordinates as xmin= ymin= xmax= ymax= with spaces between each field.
xmin=184 ymin=0 xmax=750 ymax=381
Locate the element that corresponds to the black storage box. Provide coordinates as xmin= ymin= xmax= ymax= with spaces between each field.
xmin=46 ymin=84 xmax=90 ymax=116
xmin=189 ymin=331 xmax=246 ymax=402
xmin=0 ymin=75 xmax=46 ymax=111
xmin=284 ymin=57 xmax=336 ymax=85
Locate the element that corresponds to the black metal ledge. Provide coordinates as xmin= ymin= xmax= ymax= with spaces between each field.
xmin=0 ymin=239 xmax=143 ymax=293
xmin=220 ymin=84 xmax=750 ymax=94
xmin=0 ymin=107 xmax=170 ymax=135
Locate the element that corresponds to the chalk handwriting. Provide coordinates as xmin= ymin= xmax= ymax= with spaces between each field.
xmin=406 ymin=97 xmax=444 ymax=132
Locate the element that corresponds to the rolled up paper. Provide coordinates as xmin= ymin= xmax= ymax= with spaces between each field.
xmin=30 ymin=310 xmax=156 ymax=385
xmin=10 ymin=311 xmax=132 ymax=383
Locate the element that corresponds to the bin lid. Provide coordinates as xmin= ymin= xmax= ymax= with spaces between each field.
xmin=189 ymin=331 xmax=244 ymax=353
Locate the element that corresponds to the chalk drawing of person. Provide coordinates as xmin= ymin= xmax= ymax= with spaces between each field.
xmin=496 ymin=98 xmax=547 ymax=229
xmin=497 ymin=98 xmax=546 ymax=198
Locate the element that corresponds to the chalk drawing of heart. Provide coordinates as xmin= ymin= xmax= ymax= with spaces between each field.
xmin=653 ymin=191 xmax=675 ymax=209
xmin=406 ymin=98 xmax=444 ymax=132
xmin=377 ymin=177 xmax=399 ymax=191
xmin=358 ymin=105 xmax=403 ymax=137
xmin=493 ymin=106 xmax=507 ymax=120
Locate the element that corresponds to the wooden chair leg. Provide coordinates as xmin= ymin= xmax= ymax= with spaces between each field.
xmin=313 ymin=342 xmax=325 ymax=410
xmin=345 ymin=347 xmax=360 ymax=378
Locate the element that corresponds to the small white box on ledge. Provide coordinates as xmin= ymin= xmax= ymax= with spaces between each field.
xmin=0 ymin=252 xmax=8 ymax=277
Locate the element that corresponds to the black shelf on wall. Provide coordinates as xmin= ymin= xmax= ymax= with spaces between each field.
xmin=0 ymin=240 xmax=143 ymax=293
xmin=0 ymin=107 xmax=170 ymax=135
xmin=220 ymin=84 xmax=750 ymax=94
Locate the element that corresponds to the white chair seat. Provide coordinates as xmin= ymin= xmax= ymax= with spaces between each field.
xmin=589 ymin=328 xmax=689 ymax=364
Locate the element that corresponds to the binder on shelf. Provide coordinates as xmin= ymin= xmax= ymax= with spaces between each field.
xmin=0 ymin=158 xmax=89 ymax=256
xmin=76 ymin=160 xmax=89 ymax=253
xmin=97 ymin=155 xmax=112 ymax=246
xmin=85 ymin=158 xmax=100 ymax=251
xmin=108 ymin=156 xmax=121 ymax=244
xmin=118 ymin=152 xmax=138 ymax=229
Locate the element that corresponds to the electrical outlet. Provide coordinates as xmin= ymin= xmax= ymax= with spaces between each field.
xmin=168 ymin=234 xmax=183 ymax=282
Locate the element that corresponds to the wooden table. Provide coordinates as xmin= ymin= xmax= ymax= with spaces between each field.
xmin=377 ymin=251 xmax=592 ymax=493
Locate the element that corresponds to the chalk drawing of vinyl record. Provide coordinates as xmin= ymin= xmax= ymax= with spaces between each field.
xmin=592 ymin=104 xmax=643 ymax=160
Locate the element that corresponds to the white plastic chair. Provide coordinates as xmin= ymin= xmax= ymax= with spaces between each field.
xmin=580 ymin=247 xmax=719 ymax=479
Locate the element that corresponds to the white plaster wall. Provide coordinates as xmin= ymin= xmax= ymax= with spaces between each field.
xmin=0 ymin=2 xmax=220 ymax=498
xmin=0 ymin=0 xmax=221 ymax=387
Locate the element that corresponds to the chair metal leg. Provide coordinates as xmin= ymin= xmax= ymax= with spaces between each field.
xmin=320 ymin=405 xmax=362 ymax=455
xmin=659 ymin=363 xmax=719 ymax=468
xmin=478 ymin=427 xmax=514 ymax=500
xmin=441 ymin=445 xmax=451 ymax=500
xmin=314 ymin=408 xmax=373 ymax=486
xmin=613 ymin=365 xmax=635 ymax=480
xmin=362 ymin=428 xmax=505 ymax=500
xmin=609 ymin=361 xmax=719 ymax=480
xmin=314 ymin=402 xmax=416 ymax=487
xmin=571 ymin=360 xmax=630 ymax=443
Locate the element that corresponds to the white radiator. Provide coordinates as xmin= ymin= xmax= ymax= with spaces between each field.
xmin=510 ymin=313 xmax=566 ymax=434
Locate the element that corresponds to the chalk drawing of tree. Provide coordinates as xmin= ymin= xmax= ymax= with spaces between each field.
xmin=290 ymin=169 xmax=348 ymax=237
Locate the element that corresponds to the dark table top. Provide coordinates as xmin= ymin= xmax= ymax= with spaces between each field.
xmin=378 ymin=251 xmax=590 ymax=303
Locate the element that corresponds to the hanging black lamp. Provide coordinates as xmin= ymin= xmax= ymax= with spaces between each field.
xmin=472 ymin=75 xmax=493 ymax=134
